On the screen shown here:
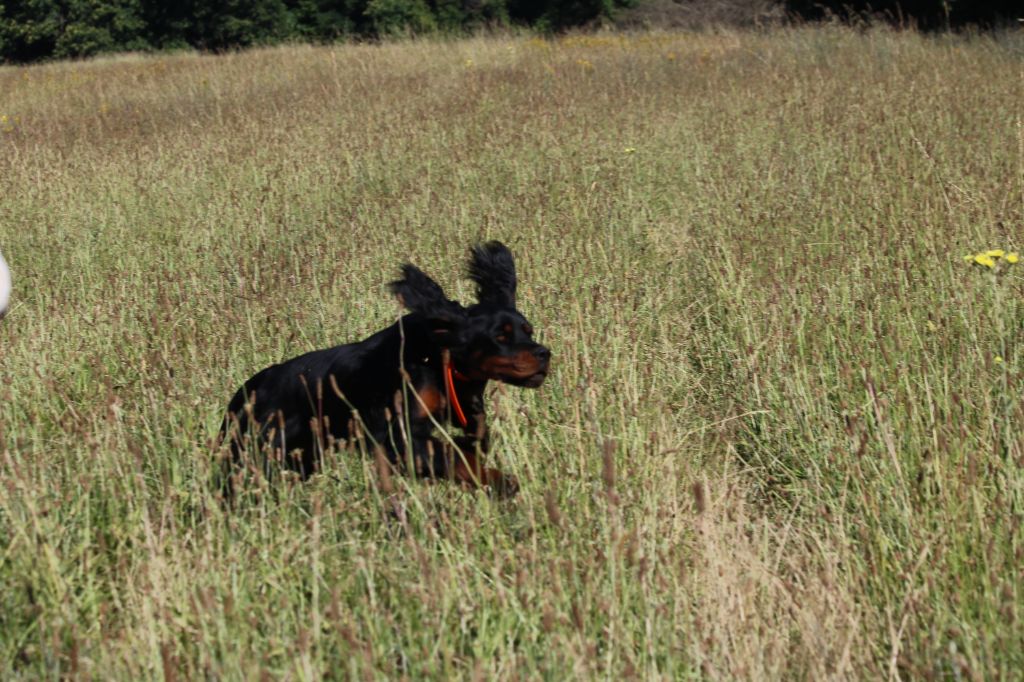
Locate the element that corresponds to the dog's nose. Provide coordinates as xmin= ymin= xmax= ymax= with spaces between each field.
xmin=534 ymin=346 xmax=551 ymax=364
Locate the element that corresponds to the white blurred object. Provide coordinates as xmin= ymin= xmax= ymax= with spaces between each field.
xmin=0 ymin=249 xmax=9 ymax=318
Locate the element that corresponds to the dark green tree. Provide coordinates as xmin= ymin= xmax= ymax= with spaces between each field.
xmin=57 ymin=0 xmax=148 ymax=57
xmin=507 ymin=0 xmax=634 ymax=31
xmin=363 ymin=0 xmax=435 ymax=34
xmin=189 ymin=0 xmax=296 ymax=50
xmin=430 ymin=0 xmax=508 ymax=32
xmin=0 ymin=0 xmax=62 ymax=61
xmin=287 ymin=0 xmax=365 ymax=40
xmin=1 ymin=0 xmax=147 ymax=61
xmin=0 ymin=0 xmax=646 ymax=63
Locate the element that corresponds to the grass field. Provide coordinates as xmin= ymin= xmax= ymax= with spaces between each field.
xmin=1 ymin=26 xmax=1023 ymax=679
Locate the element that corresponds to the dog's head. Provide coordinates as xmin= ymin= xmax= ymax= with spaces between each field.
xmin=389 ymin=241 xmax=550 ymax=388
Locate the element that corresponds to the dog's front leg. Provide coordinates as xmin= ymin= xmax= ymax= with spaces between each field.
xmin=444 ymin=430 xmax=518 ymax=498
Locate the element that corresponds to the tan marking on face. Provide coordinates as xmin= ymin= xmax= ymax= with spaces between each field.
xmin=415 ymin=385 xmax=445 ymax=417
xmin=513 ymin=350 xmax=543 ymax=375
xmin=478 ymin=350 xmax=544 ymax=380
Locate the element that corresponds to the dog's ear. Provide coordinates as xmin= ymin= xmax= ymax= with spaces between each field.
xmin=389 ymin=264 xmax=467 ymax=346
xmin=468 ymin=241 xmax=517 ymax=308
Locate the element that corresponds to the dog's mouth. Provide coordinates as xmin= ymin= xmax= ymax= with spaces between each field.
xmin=520 ymin=371 xmax=547 ymax=388
xmin=477 ymin=352 xmax=549 ymax=387
xmin=498 ymin=369 xmax=547 ymax=388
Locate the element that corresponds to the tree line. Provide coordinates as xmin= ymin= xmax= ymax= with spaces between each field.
xmin=0 ymin=0 xmax=636 ymax=62
xmin=1 ymin=0 xmax=1018 ymax=64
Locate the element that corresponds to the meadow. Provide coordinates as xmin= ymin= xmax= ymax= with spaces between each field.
xmin=1 ymin=26 xmax=1022 ymax=679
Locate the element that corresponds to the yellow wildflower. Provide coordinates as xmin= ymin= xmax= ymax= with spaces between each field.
xmin=623 ymin=147 xmax=636 ymax=154
xmin=985 ymin=249 xmax=1005 ymax=258
xmin=995 ymin=356 xmax=1004 ymax=364
xmin=1006 ymin=253 xmax=1019 ymax=264
xmin=974 ymin=254 xmax=996 ymax=268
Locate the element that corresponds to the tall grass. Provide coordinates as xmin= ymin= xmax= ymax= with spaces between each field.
xmin=1 ymin=28 xmax=1022 ymax=678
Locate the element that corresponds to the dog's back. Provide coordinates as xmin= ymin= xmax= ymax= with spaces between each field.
xmin=221 ymin=346 xmax=351 ymax=484
xmin=219 ymin=321 xmax=405 ymax=488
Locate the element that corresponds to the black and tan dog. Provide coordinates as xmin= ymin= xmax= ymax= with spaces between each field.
xmin=220 ymin=241 xmax=550 ymax=497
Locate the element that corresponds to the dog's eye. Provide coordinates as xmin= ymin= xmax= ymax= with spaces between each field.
xmin=522 ymin=324 xmax=533 ymax=336
xmin=495 ymin=334 xmax=508 ymax=343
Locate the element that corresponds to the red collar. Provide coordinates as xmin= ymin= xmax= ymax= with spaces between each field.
xmin=444 ymin=359 xmax=470 ymax=428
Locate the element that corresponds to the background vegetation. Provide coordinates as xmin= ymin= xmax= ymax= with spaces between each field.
xmin=0 ymin=0 xmax=638 ymax=61
xmin=2 ymin=0 xmax=1019 ymax=63
xmin=1 ymin=26 xmax=1023 ymax=678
